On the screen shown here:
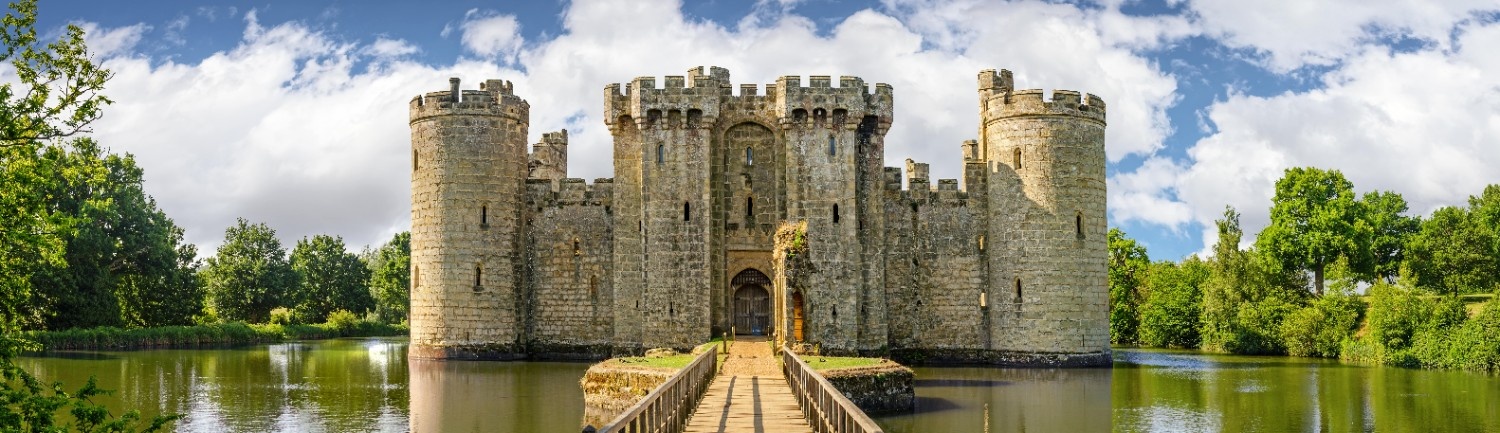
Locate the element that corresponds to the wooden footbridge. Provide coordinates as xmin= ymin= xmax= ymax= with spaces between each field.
xmin=585 ymin=337 xmax=884 ymax=433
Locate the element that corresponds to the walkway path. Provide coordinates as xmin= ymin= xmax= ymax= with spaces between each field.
xmin=682 ymin=337 xmax=812 ymax=433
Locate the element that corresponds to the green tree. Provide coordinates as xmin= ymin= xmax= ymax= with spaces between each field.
xmin=202 ymin=219 xmax=298 ymax=323
xmin=1402 ymin=206 xmax=1498 ymax=294
xmin=1256 ymin=167 xmax=1370 ymax=296
xmin=1358 ymin=190 xmax=1419 ymax=284
xmin=1138 ymin=257 xmax=1210 ymax=348
xmin=290 ymin=234 xmax=373 ymax=322
xmin=1200 ymin=206 xmax=1306 ymax=354
xmin=23 ymin=139 xmax=201 ymax=330
xmin=367 ymin=232 xmax=411 ymax=324
xmin=0 ymin=0 xmax=112 ymax=341
xmin=1108 ymin=228 xmax=1150 ymax=344
xmin=0 ymin=0 xmax=178 ymax=430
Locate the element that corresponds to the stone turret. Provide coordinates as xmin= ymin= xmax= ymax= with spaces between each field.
xmin=529 ymin=129 xmax=569 ymax=181
xmin=978 ymin=68 xmax=1110 ymax=365
xmin=408 ymin=77 xmax=531 ymax=360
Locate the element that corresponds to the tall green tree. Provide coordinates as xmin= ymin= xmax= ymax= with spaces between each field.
xmin=202 ymin=219 xmax=298 ymax=323
xmin=23 ymin=139 xmax=201 ymax=330
xmin=1402 ymin=206 xmax=1498 ymax=294
xmin=0 ymin=1 xmax=178 ymax=430
xmin=1138 ymin=257 xmax=1210 ymax=348
xmin=0 ymin=0 xmax=112 ymax=345
xmin=1358 ymin=190 xmax=1419 ymax=284
xmin=1201 ymin=206 xmax=1307 ymax=354
xmin=1257 ymin=167 xmax=1370 ymax=296
xmin=1108 ymin=228 xmax=1150 ymax=344
xmin=367 ymin=232 xmax=411 ymax=324
xmin=290 ymin=234 xmax=373 ymax=322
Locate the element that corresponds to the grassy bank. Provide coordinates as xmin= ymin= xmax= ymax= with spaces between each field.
xmin=24 ymin=320 xmax=408 ymax=351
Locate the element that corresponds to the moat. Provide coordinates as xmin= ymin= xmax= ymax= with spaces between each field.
xmin=18 ymin=338 xmax=1499 ymax=432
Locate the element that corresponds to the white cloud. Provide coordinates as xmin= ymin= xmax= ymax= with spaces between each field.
xmin=75 ymin=22 xmax=148 ymax=57
xmin=1149 ymin=20 xmax=1500 ymax=254
xmin=1179 ymin=0 xmax=1500 ymax=72
xmin=78 ymin=0 xmax=1189 ymax=255
xmin=458 ymin=9 xmax=523 ymax=62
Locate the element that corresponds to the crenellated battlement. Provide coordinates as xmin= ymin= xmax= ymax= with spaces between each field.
xmin=978 ymin=69 xmax=1105 ymax=125
xmin=525 ymin=177 xmax=615 ymax=207
xmin=774 ymin=74 xmax=893 ymax=129
xmin=410 ymin=77 xmax=530 ymax=123
xmin=603 ymin=67 xmax=731 ymax=131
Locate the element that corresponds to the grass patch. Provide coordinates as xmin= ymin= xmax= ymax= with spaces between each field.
xmin=24 ymin=320 xmax=408 ymax=351
xmin=804 ymin=356 xmax=885 ymax=371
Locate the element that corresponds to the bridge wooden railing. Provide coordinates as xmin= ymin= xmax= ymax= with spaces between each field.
xmin=585 ymin=345 xmax=719 ymax=433
xmin=782 ymin=346 xmax=885 ymax=433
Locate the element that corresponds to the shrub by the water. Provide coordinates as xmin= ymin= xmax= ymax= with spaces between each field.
xmin=25 ymin=319 xmax=407 ymax=351
xmin=1280 ymin=292 xmax=1364 ymax=358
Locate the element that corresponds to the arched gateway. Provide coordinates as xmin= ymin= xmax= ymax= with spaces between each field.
xmin=732 ymin=269 xmax=772 ymax=335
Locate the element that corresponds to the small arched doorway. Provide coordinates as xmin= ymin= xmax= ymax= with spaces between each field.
xmin=731 ymin=269 xmax=772 ymax=336
xmin=790 ymin=291 xmax=805 ymax=342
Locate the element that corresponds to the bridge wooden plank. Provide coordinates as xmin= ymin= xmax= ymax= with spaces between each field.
xmin=683 ymin=337 xmax=814 ymax=433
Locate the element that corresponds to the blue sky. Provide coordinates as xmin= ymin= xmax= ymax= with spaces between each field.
xmin=35 ymin=0 xmax=1500 ymax=260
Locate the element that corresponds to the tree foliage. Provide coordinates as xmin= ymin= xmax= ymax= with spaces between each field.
xmin=202 ymin=219 xmax=298 ymax=324
xmin=1200 ymin=207 xmax=1307 ymax=355
xmin=1256 ymin=167 xmax=1369 ymax=296
xmin=289 ymin=235 xmax=373 ymax=322
xmin=1138 ymin=258 xmax=1209 ymax=348
xmin=0 ymin=1 xmax=180 ymax=430
xmin=1402 ymin=206 xmax=1498 ymax=295
xmin=1107 ymin=228 xmax=1149 ymax=344
xmin=0 ymin=0 xmax=112 ymax=340
xmin=367 ymin=232 xmax=411 ymax=324
xmin=24 ymin=139 xmax=200 ymax=330
xmin=1279 ymin=291 xmax=1364 ymax=358
xmin=1358 ymin=190 xmax=1419 ymax=284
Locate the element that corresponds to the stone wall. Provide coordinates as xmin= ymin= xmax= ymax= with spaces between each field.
xmin=525 ymin=178 xmax=614 ymax=358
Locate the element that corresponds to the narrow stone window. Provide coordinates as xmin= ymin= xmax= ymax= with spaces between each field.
xmin=413 ymin=265 xmax=420 ymax=288
xmin=978 ymin=235 xmax=986 ymax=251
xmin=475 ymin=265 xmax=483 ymax=288
xmin=412 ymin=149 xmax=418 ymax=171
xmin=746 ymin=196 xmax=754 ymax=219
xmin=1013 ymin=148 xmax=1022 ymax=169
xmin=590 ymin=275 xmax=598 ymax=298
xmin=1076 ymin=212 xmax=1085 ymax=240
xmin=657 ymin=144 xmax=665 ymax=164
xmin=832 ymin=203 xmax=840 ymax=224
xmin=1015 ymin=278 xmax=1023 ymax=303
xmin=480 ymin=205 xmax=487 ymax=225
xmin=832 ymin=305 xmax=838 ymax=321
xmin=980 ymin=292 xmax=987 ymax=308
xmin=684 ymin=201 xmax=691 ymax=221
xmin=828 ymin=135 xmax=836 ymax=156
xmin=746 ymin=147 xmax=754 ymax=165
xmin=573 ymin=238 xmax=581 ymax=256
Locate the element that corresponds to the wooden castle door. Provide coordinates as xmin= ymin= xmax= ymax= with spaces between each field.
xmin=734 ymin=285 xmax=770 ymax=335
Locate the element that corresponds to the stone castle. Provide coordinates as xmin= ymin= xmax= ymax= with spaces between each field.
xmin=407 ymin=67 xmax=1109 ymax=366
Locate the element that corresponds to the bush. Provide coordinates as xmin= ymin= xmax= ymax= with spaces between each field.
xmin=1280 ymin=293 xmax=1364 ymax=358
xmin=325 ymin=309 xmax=358 ymax=333
xmin=268 ymin=307 xmax=296 ymax=325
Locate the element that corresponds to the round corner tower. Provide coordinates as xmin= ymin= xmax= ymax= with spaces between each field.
xmin=978 ymin=69 xmax=1110 ymax=366
xmin=408 ymin=77 xmax=530 ymax=360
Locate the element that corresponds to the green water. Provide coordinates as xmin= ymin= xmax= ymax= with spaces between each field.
xmin=16 ymin=341 xmax=1500 ymax=432
xmin=875 ymin=348 xmax=1500 ymax=433
xmin=16 ymin=338 xmax=590 ymax=432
